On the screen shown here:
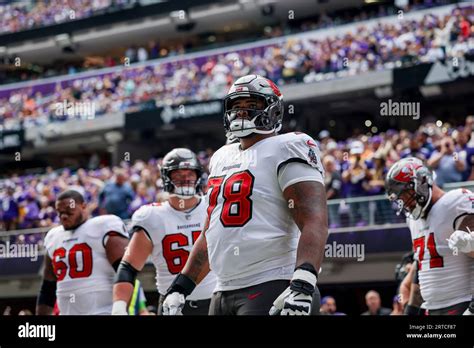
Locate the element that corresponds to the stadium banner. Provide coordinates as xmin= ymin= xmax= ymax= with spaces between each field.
xmin=125 ymin=99 xmax=223 ymax=130
xmin=0 ymin=316 xmax=472 ymax=346
xmin=0 ymin=129 xmax=24 ymax=154
xmin=393 ymin=54 xmax=474 ymax=89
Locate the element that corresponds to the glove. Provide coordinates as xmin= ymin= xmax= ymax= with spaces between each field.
xmin=463 ymin=299 xmax=474 ymax=316
xmin=163 ymin=292 xmax=185 ymax=315
xmin=111 ymin=300 xmax=128 ymax=315
xmin=161 ymin=273 xmax=196 ymax=316
xmin=269 ymin=263 xmax=318 ymax=316
xmin=447 ymin=230 xmax=474 ymax=253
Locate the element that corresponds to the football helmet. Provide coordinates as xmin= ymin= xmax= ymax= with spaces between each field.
xmin=223 ymin=74 xmax=284 ymax=138
xmin=385 ymin=157 xmax=434 ymax=220
xmin=160 ymin=148 xmax=203 ymax=199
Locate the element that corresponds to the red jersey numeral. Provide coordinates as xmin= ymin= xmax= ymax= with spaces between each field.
xmin=413 ymin=232 xmax=443 ymax=270
xmin=52 ymin=243 xmax=93 ymax=281
xmin=162 ymin=231 xmax=201 ymax=274
xmin=207 ymin=170 xmax=255 ymax=228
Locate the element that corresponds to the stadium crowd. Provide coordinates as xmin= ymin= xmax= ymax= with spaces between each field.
xmin=1 ymin=5 xmax=472 ymax=130
xmin=1 ymin=0 xmax=454 ymax=84
xmin=0 ymin=0 xmax=129 ymax=34
xmin=1 ymin=117 xmax=472 ymax=232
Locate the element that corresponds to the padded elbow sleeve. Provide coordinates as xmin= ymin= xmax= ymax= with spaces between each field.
xmin=114 ymin=260 xmax=139 ymax=285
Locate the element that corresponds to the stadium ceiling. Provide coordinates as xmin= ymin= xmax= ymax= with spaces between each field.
xmin=4 ymin=0 xmax=364 ymax=64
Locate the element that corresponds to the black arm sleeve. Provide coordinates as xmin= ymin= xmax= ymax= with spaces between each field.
xmin=37 ymin=279 xmax=57 ymax=308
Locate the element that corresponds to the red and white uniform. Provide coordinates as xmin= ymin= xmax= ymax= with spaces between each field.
xmin=44 ymin=215 xmax=128 ymax=315
xmin=130 ymin=200 xmax=216 ymax=300
xmin=205 ymin=132 xmax=325 ymax=291
xmin=407 ymin=189 xmax=474 ymax=310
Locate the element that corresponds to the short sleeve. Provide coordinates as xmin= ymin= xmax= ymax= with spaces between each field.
xmin=277 ymin=133 xmax=325 ymax=177
xmin=453 ymin=189 xmax=474 ymax=230
xmin=102 ymin=215 xmax=129 ymax=247
xmin=130 ymin=205 xmax=159 ymax=246
xmin=277 ymin=161 xmax=324 ymax=192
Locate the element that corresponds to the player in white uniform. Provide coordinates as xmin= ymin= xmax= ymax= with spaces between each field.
xmin=112 ymin=148 xmax=216 ymax=315
xmin=386 ymin=157 xmax=474 ymax=315
xmin=162 ymin=75 xmax=329 ymax=315
xmin=36 ymin=190 xmax=129 ymax=315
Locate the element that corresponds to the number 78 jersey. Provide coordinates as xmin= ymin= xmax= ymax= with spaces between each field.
xmin=205 ymin=132 xmax=325 ymax=291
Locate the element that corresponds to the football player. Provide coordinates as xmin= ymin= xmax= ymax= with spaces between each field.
xmin=36 ymin=190 xmax=129 ymax=315
xmin=162 ymin=74 xmax=328 ymax=315
xmin=385 ymin=157 xmax=474 ymax=315
xmin=112 ymin=149 xmax=216 ymax=315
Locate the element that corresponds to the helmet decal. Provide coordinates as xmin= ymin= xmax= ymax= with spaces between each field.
xmin=266 ymin=78 xmax=282 ymax=97
xmin=393 ymin=162 xmax=422 ymax=183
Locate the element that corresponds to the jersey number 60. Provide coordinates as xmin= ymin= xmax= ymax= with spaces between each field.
xmin=52 ymin=243 xmax=93 ymax=281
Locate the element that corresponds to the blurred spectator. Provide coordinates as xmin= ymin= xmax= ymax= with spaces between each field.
xmin=361 ymin=290 xmax=391 ymax=315
xmin=20 ymin=193 xmax=40 ymax=229
xmin=366 ymin=153 xmax=391 ymax=224
xmin=38 ymin=196 xmax=57 ymax=228
xmin=428 ymin=136 xmax=466 ymax=187
xmin=18 ymin=309 xmax=33 ymax=316
xmin=454 ymin=128 xmax=474 ymax=181
xmin=99 ymin=169 xmax=135 ymax=219
xmin=128 ymin=182 xmax=152 ymax=215
xmin=417 ymin=129 xmax=435 ymax=156
xmin=324 ymin=156 xmax=343 ymax=228
xmin=390 ymin=295 xmax=404 ymax=315
xmin=125 ymin=46 xmax=138 ymax=64
xmin=320 ymin=296 xmax=346 ymax=315
xmin=400 ymin=133 xmax=431 ymax=161
xmin=342 ymin=141 xmax=370 ymax=226
xmin=137 ymin=47 xmax=149 ymax=63
xmin=1 ymin=186 xmax=19 ymax=230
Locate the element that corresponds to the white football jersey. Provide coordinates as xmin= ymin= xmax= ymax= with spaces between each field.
xmin=407 ymin=189 xmax=474 ymax=310
xmin=206 ymin=132 xmax=325 ymax=291
xmin=130 ymin=199 xmax=216 ymax=300
xmin=44 ymin=215 xmax=128 ymax=315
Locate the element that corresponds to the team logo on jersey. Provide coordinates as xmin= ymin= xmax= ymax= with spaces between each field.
xmin=308 ymin=148 xmax=319 ymax=166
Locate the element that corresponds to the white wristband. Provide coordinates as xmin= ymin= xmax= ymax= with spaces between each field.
xmin=111 ymin=300 xmax=128 ymax=315
xmin=292 ymin=269 xmax=317 ymax=287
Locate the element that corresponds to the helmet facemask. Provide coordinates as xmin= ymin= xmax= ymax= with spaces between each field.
xmin=224 ymin=93 xmax=282 ymax=138
xmin=168 ymin=170 xmax=201 ymax=200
